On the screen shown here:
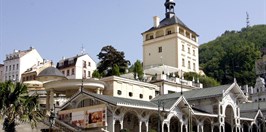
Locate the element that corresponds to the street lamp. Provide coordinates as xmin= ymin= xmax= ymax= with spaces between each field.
xmin=49 ymin=104 xmax=55 ymax=132
xmin=157 ymin=100 xmax=166 ymax=132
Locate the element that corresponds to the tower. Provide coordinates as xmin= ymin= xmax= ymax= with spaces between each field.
xmin=165 ymin=0 xmax=176 ymax=18
xmin=142 ymin=0 xmax=199 ymax=74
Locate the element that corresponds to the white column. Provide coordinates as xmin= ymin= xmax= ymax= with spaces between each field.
xmin=185 ymin=125 xmax=188 ymax=132
xmin=46 ymin=91 xmax=50 ymax=111
xmin=120 ymin=120 xmax=123 ymax=130
xmin=167 ymin=122 xmax=170 ymax=132
xmin=139 ymin=121 xmax=142 ymax=132
xmin=200 ymin=125 xmax=203 ymax=132
xmin=49 ymin=89 xmax=54 ymax=110
xmin=145 ymin=121 xmax=149 ymax=132
xmin=181 ymin=123 xmax=183 ymax=132
xmin=211 ymin=125 xmax=214 ymax=132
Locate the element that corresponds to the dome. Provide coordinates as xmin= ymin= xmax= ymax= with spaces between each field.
xmin=38 ymin=67 xmax=65 ymax=78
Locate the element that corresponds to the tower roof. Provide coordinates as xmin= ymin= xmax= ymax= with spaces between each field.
xmin=143 ymin=16 xmax=198 ymax=36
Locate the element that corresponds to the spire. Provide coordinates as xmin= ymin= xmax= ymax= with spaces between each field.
xmin=165 ymin=0 xmax=176 ymax=18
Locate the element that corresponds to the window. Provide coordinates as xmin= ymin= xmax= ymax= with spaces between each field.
xmin=129 ymin=92 xmax=133 ymax=97
xmin=117 ymin=90 xmax=122 ymax=95
xmin=193 ymin=63 xmax=196 ymax=71
xmin=149 ymin=95 xmax=153 ymax=100
xmin=158 ymin=46 xmax=162 ymax=53
xmin=13 ymin=65 xmax=15 ymax=70
xmin=16 ymin=64 xmax=19 ymax=70
xmin=188 ymin=61 xmax=191 ymax=69
xmin=83 ymin=61 xmax=87 ymax=68
xmin=193 ymin=50 xmax=195 ymax=56
xmin=182 ymin=45 xmax=185 ymax=51
xmin=88 ymin=71 xmax=91 ymax=77
xmin=88 ymin=62 xmax=91 ymax=67
xmin=6 ymin=66 xmax=7 ymax=71
xmin=9 ymin=65 xmax=11 ymax=71
xmin=62 ymin=71 xmax=65 ymax=75
xmin=182 ymin=59 xmax=185 ymax=67
xmin=83 ymin=70 xmax=86 ymax=78
xmin=139 ymin=94 xmax=143 ymax=99
xmin=67 ymin=70 xmax=70 ymax=76
xmin=188 ymin=47 xmax=190 ymax=54
xmin=149 ymin=35 xmax=154 ymax=39
xmin=167 ymin=30 xmax=172 ymax=35
xmin=72 ymin=68 xmax=75 ymax=75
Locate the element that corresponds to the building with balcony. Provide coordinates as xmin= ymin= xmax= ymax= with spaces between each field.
xmin=56 ymin=54 xmax=96 ymax=79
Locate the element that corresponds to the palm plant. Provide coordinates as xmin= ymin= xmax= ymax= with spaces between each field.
xmin=0 ymin=81 xmax=43 ymax=132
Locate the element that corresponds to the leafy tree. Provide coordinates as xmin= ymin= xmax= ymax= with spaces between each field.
xmin=184 ymin=72 xmax=220 ymax=88
xmin=199 ymin=25 xmax=265 ymax=86
xmin=0 ymin=81 xmax=43 ymax=132
xmin=133 ymin=60 xmax=144 ymax=80
xmin=112 ymin=64 xmax=120 ymax=76
xmin=92 ymin=70 xmax=101 ymax=78
xmin=97 ymin=45 xmax=130 ymax=77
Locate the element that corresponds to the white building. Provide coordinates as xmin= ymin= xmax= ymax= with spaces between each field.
xmin=0 ymin=64 xmax=4 ymax=82
xmin=56 ymin=54 xmax=96 ymax=79
xmin=3 ymin=47 xmax=43 ymax=82
xmin=142 ymin=0 xmax=199 ymax=74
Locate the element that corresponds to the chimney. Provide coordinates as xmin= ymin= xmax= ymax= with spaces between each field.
xmin=153 ymin=16 xmax=160 ymax=28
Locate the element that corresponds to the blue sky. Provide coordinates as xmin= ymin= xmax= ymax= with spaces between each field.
xmin=0 ymin=0 xmax=265 ymax=65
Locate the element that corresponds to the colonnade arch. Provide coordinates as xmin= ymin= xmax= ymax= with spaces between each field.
xmin=225 ymin=105 xmax=235 ymax=132
xmin=203 ymin=118 xmax=212 ymax=132
xmin=169 ymin=116 xmax=181 ymax=132
xmin=123 ymin=111 xmax=139 ymax=132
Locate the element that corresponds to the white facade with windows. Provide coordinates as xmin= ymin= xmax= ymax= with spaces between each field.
xmin=3 ymin=47 xmax=43 ymax=82
xmin=56 ymin=54 xmax=96 ymax=79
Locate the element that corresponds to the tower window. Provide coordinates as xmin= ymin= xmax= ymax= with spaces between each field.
xmin=129 ymin=92 xmax=133 ymax=97
xmin=150 ymin=35 xmax=154 ymax=39
xmin=117 ymin=90 xmax=122 ymax=95
xmin=139 ymin=94 xmax=143 ymax=99
xmin=158 ymin=47 xmax=162 ymax=53
xmin=167 ymin=30 xmax=172 ymax=35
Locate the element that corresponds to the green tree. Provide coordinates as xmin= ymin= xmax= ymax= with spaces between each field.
xmin=92 ymin=70 xmax=101 ymax=78
xmin=133 ymin=60 xmax=144 ymax=80
xmin=199 ymin=25 xmax=265 ymax=86
xmin=97 ymin=45 xmax=130 ymax=77
xmin=184 ymin=72 xmax=220 ymax=88
xmin=0 ymin=81 xmax=43 ymax=132
xmin=112 ymin=64 xmax=121 ymax=76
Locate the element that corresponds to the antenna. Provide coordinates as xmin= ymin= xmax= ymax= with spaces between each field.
xmin=246 ymin=12 xmax=250 ymax=28
xmin=81 ymin=45 xmax=85 ymax=55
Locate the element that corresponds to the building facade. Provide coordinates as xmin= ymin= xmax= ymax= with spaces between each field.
xmin=142 ymin=0 xmax=199 ymax=74
xmin=21 ymin=60 xmax=52 ymax=82
xmin=3 ymin=47 xmax=43 ymax=82
xmin=0 ymin=64 xmax=4 ymax=82
xmin=56 ymin=54 xmax=96 ymax=79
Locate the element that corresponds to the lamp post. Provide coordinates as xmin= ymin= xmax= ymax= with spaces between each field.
xmin=49 ymin=104 xmax=55 ymax=132
xmin=157 ymin=100 xmax=165 ymax=132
